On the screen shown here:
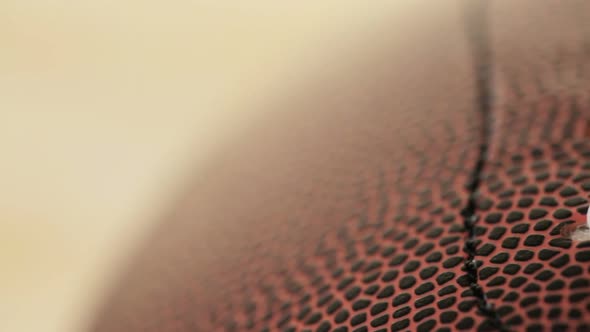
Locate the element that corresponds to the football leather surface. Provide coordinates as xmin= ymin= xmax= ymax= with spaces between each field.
xmin=90 ymin=2 xmax=590 ymax=331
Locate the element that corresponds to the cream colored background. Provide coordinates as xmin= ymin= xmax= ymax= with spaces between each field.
xmin=0 ymin=2 xmax=421 ymax=332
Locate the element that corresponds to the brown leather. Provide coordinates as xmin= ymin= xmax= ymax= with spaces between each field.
xmin=90 ymin=2 xmax=590 ymax=331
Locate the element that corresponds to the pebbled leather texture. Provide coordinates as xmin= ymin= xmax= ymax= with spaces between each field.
xmin=90 ymin=2 xmax=590 ymax=331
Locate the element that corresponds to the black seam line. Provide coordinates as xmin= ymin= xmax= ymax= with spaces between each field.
xmin=461 ymin=2 xmax=509 ymax=331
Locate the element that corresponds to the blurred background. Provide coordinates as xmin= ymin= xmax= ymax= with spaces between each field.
xmin=0 ymin=1 xmax=411 ymax=331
